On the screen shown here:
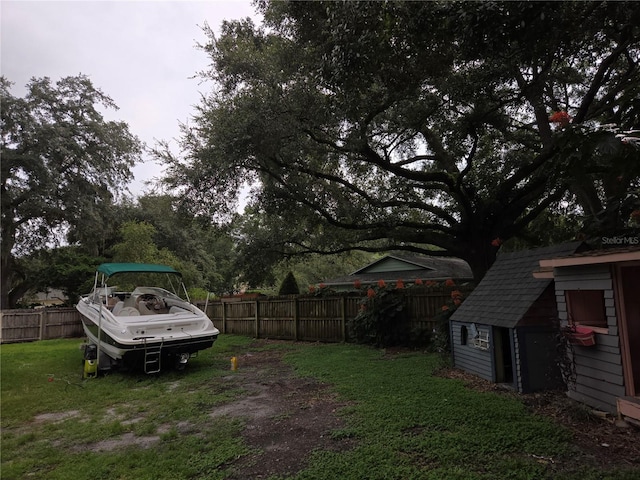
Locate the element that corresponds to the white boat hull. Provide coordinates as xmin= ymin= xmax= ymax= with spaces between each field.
xmin=76 ymin=286 xmax=219 ymax=372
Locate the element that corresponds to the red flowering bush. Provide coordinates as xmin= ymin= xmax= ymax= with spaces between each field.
xmin=415 ymin=278 xmax=423 ymax=285
xmin=353 ymin=279 xmax=362 ymax=289
xmin=491 ymin=237 xmax=503 ymax=247
xmin=549 ymin=110 xmax=571 ymax=126
xmin=395 ymin=279 xmax=405 ymax=289
xmin=432 ymin=287 xmax=468 ymax=354
xmin=445 ymin=279 xmax=455 ymax=287
xmin=350 ymin=283 xmax=406 ymax=347
xmin=308 ymin=283 xmax=337 ymax=297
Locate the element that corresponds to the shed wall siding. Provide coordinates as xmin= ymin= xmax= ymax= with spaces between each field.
xmin=451 ymin=321 xmax=493 ymax=381
xmin=553 ymin=264 xmax=623 ymax=414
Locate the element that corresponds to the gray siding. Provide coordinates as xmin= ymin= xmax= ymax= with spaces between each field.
xmin=553 ymin=264 xmax=624 ymax=413
xmin=451 ymin=321 xmax=493 ymax=381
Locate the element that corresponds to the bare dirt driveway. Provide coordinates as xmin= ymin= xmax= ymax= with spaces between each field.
xmin=213 ymin=341 xmax=639 ymax=478
xmin=214 ymin=342 xmax=352 ymax=479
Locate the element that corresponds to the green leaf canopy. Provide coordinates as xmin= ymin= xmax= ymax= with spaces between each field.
xmin=159 ymin=1 xmax=640 ymax=281
xmin=1 ymin=75 xmax=143 ymax=307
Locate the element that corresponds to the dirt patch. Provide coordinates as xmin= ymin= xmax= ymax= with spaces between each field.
xmin=219 ymin=342 xmax=353 ymax=479
xmin=89 ymin=432 xmax=161 ymax=452
xmin=435 ymin=366 xmax=640 ymax=469
xmin=33 ymin=410 xmax=82 ymax=424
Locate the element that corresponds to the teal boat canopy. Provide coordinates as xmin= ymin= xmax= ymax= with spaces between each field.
xmin=97 ymin=263 xmax=181 ymax=277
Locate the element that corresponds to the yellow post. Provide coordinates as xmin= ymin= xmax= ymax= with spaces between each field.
xmin=230 ymin=357 xmax=238 ymax=370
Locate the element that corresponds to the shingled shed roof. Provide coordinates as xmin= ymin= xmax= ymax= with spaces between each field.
xmin=451 ymin=242 xmax=582 ymax=328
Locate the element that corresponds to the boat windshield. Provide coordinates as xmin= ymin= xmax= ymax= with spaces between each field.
xmin=103 ymin=272 xmax=185 ymax=298
xmin=131 ymin=286 xmax=183 ymax=302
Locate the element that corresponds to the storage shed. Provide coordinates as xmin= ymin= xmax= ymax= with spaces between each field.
xmin=450 ymin=243 xmax=582 ymax=393
xmin=537 ymin=246 xmax=640 ymax=423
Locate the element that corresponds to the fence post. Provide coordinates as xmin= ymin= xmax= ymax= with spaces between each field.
xmin=340 ymin=296 xmax=346 ymax=342
xmin=39 ymin=309 xmax=46 ymax=340
xmin=293 ymin=297 xmax=299 ymax=341
xmin=254 ymin=300 xmax=260 ymax=339
xmin=222 ymin=302 xmax=227 ymax=334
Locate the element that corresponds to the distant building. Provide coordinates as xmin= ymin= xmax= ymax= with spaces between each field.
xmin=322 ymin=253 xmax=473 ymax=291
xmin=22 ymin=289 xmax=67 ymax=307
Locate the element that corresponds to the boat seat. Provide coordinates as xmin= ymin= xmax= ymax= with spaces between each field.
xmin=119 ymin=306 xmax=140 ymax=317
xmin=112 ymin=301 xmax=125 ymax=315
xmin=138 ymin=303 xmax=155 ymax=315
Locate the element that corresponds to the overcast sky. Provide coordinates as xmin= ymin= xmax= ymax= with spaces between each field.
xmin=1 ymin=0 xmax=259 ymax=195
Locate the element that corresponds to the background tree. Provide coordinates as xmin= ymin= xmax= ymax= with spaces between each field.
xmin=123 ymin=194 xmax=240 ymax=294
xmin=278 ymin=271 xmax=300 ymax=295
xmin=1 ymin=75 xmax=142 ymax=308
xmin=159 ymin=1 xmax=639 ymax=282
xmin=232 ymin=205 xmax=377 ymax=289
xmin=16 ymin=246 xmax=103 ymax=307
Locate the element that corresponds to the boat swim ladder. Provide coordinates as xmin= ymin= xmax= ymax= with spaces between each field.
xmin=142 ymin=338 xmax=163 ymax=374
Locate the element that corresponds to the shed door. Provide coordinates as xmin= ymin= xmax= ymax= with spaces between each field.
xmin=493 ymin=327 xmax=513 ymax=384
xmin=619 ymin=266 xmax=640 ymax=395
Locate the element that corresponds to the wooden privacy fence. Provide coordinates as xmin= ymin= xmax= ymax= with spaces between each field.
xmin=0 ymin=308 xmax=84 ymax=344
xmin=199 ymin=286 xmax=474 ymax=343
xmin=1 ymin=286 xmax=473 ymax=344
xmin=203 ymin=296 xmax=362 ymax=342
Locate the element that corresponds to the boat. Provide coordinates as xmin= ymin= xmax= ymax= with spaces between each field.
xmin=76 ymin=263 xmax=220 ymax=373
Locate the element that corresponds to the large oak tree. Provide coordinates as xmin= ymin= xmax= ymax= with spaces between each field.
xmin=160 ymin=1 xmax=640 ymax=282
xmin=1 ymin=75 xmax=142 ymax=308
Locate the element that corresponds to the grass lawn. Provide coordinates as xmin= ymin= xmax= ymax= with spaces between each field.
xmin=1 ymin=336 xmax=638 ymax=479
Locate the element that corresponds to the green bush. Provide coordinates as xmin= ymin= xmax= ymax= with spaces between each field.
xmin=348 ymin=281 xmax=410 ymax=347
xmin=278 ymin=271 xmax=300 ymax=295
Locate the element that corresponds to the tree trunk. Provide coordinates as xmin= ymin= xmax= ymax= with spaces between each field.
xmin=461 ymin=241 xmax=499 ymax=284
xmin=0 ymin=254 xmax=14 ymax=309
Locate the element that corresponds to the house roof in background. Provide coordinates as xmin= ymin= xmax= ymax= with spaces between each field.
xmin=451 ymin=242 xmax=583 ymax=328
xmin=323 ymin=253 xmax=473 ymax=287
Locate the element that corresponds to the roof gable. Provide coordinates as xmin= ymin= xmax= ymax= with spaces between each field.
xmin=354 ymin=255 xmax=436 ymax=274
xmin=451 ymin=242 xmax=582 ymax=328
xmin=323 ymin=254 xmax=473 ymax=287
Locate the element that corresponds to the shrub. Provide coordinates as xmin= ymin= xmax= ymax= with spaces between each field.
xmin=186 ymin=287 xmax=210 ymax=301
xmin=348 ymin=282 xmax=409 ymax=347
xmin=278 ymin=271 xmax=300 ymax=295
